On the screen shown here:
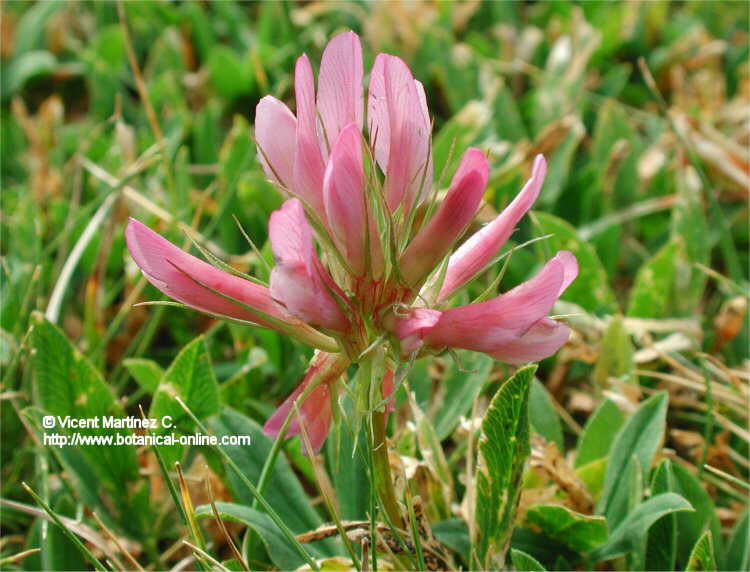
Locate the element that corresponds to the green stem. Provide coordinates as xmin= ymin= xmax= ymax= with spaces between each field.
xmin=372 ymin=408 xmax=401 ymax=526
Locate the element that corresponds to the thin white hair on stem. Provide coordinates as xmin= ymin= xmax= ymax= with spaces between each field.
xmin=164 ymin=259 xmax=339 ymax=352
xmin=232 ymin=214 xmax=273 ymax=275
xmin=187 ymin=231 xmax=266 ymax=286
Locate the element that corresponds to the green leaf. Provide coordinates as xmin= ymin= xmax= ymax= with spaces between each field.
xmin=212 ymin=116 xmax=255 ymax=246
xmin=509 ymin=527 xmax=570 ymax=569
xmin=412 ymin=396 xmax=453 ymax=519
xmin=529 ymin=378 xmax=563 ymax=449
xmin=406 ymin=358 xmax=432 ymax=411
xmin=23 ymin=497 xmax=88 ymax=571
xmin=13 ymin=0 xmax=63 ymax=56
xmin=207 ymin=409 xmax=327 ymax=539
xmin=686 ymin=531 xmax=717 ymax=571
xmin=524 ymin=505 xmax=608 ymax=553
xmin=4 ymin=51 xmax=57 ymax=96
xmin=597 ymin=63 xmax=632 ymax=98
xmin=207 ymin=46 xmax=254 ymax=100
xmin=574 ymin=399 xmax=624 ymax=468
xmin=150 ymin=336 xmax=219 ymax=427
xmin=29 ymin=314 xmax=139 ymax=486
xmin=553 ymin=554 xmax=572 ymax=570
xmin=432 ymin=102 xmax=489 ymax=182
xmin=575 ymin=457 xmax=607 ymax=501
xmin=325 ymin=393 xmax=370 ymax=520
xmin=182 ymin=3 xmax=215 ymax=60
xmin=586 ymin=99 xmax=641 ymax=222
xmin=531 ymin=212 xmax=617 ymax=314
xmin=645 ymin=460 xmax=678 ymax=571
xmin=538 ymin=122 xmax=586 ymax=207
xmin=149 ymin=337 xmax=219 ymax=465
xmin=193 ymin=99 xmax=222 ymax=164
xmin=429 ymin=48 xmax=481 ymax=114
xmin=432 ymin=519 xmax=470 ymax=564
xmin=605 ymin=455 xmax=644 ymax=533
xmin=671 ymin=166 xmax=709 ymax=314
xmin=434 ymin=351 xmax=493 ymax=440
xmin=590 ymin=493 xmax=694 ymax=563
xmin=220 ymin=116 xmax=254 ymax=185
xmin=475 ymin=364 xmax=536 ymax=569
xmin=590 ymin=100 xmax=636 ymax=171
xmin=85 ymin=25 xmax=125 ymax=68
xmin=725 ymin=511 xmax=749 ymax=572
xmin=493 ymin=85 xmax=528 ymax=143
xmin=597 ymin=392 xmax=668 ymax=519
xmin=28 ymin=313 xmax=146 ymax=536
xmin=196 ymin=502 xmax=323 ymax=570
xmin=671 ymin=463 xmax=724 ymax=569
xmin=122 ymin=358 xmax=164 ymax=393
xmin=592 ymin=315 xmax=634 ymax=386
xmin=626 ymin=240 xmax=681 ymax=318
xmin=511 ymin=548 xmax=547 ymax=571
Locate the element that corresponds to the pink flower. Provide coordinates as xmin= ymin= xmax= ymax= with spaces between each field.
xmin=399 ymin=148 xmax=488 ymax=286
xmin=263 ymin=352 xmax=349 ymax=453
xmin=391 ymin=252 xmax=578 ymax=363
xmin=323 ymin=124 xmax=369 ymax=277
xmin=256 ymin=32 xmax=364 ymax=222
xmin=125 ymin=218 xmax=337 ymax=352
xmin=126 ymin=31 xmax=577 ymax=453
xmin=368 ymin=53 xmax=432 ymax=212
xmin=268 ymin=199 xmax=348 ymax=332
xmin=438 ymin=154 xmax=548 ymax=300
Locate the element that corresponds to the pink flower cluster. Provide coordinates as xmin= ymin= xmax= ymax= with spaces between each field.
xmin=126 ymin=32 xmax=577 ymax=452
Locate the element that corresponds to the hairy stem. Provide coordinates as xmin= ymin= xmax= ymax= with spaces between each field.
xmin=372 ymin=406 xmax=401 ymax=526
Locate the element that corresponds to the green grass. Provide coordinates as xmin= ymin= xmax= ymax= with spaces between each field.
xmin=1 ymin=1 xmax=748 ymax=570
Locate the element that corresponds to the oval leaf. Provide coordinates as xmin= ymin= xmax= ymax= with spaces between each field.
xmin=475 ymin=364 xmax=536 ymax=569
xmin=597 ymin=392 xmax=668 ymax=519
xmin=591 ymin=493 xmax=694 ymax=563
xmin=196 ymin=502 xmax=321 ymax=570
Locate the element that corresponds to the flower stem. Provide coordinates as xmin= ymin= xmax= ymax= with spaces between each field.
xmin=371 ymin=407 xmax=401 ymax=526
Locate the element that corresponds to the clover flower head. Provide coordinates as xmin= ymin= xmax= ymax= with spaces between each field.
xmin=126 ymin=31 xmax=578 ymax=452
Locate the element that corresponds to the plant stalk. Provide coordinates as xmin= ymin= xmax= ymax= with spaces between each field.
xmin=371 ymin=407 xmax=401 ymax=527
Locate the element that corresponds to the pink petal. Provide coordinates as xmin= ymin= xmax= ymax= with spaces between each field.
xmin=392 ymin=308 xmax=442 ymax=354
xmin=367 ymin=56 xmax=390 ymax=169
xmin=273 ymin=381 xmax=331 ymax=453
xmin=414 ymin=80 xmax=430 ymax=129
xmin=413 ymin=80 xmax=433 ymax=205
xmin=269 ymin=199 xmax=315 ymax=272
xmin=487 ymin=318 xmax=571 ymax=364
xmin=368 ymin=54 xmax=432 ymax=212
xmin=556 ymin=250 xmax=579 ymax=295
xmin=438 ymin=154 xmax=547 ymax=301
xmin=424 ymin=251 xmax=571 ymax=353
xmin=269 ymin=199 xmax=349 ymax=331
xmin=263 ymin=352 xmax=350 ymax=453
xmin=269 ymin=266 xmax=335 ymax=329
xmin=294 ymin=55 xmax=318 ymax=141
xmin=323 ymin=123 xmax=367 ymax=275
xmin=255 ymin=96 xmax=297 ymax=188
xmin=317 ymin=31 xmax=364 ymax=147
xmin=126 ymin=218 xmax=288 ymax=326
xmin=400 ymin=148 xmax=488 ymax=286
xmin=293 ymin=55 xmax=327 ymax=217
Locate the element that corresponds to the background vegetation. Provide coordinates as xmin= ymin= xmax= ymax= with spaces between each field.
xmin=1 ymin=1 xmax=748 ymax=570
